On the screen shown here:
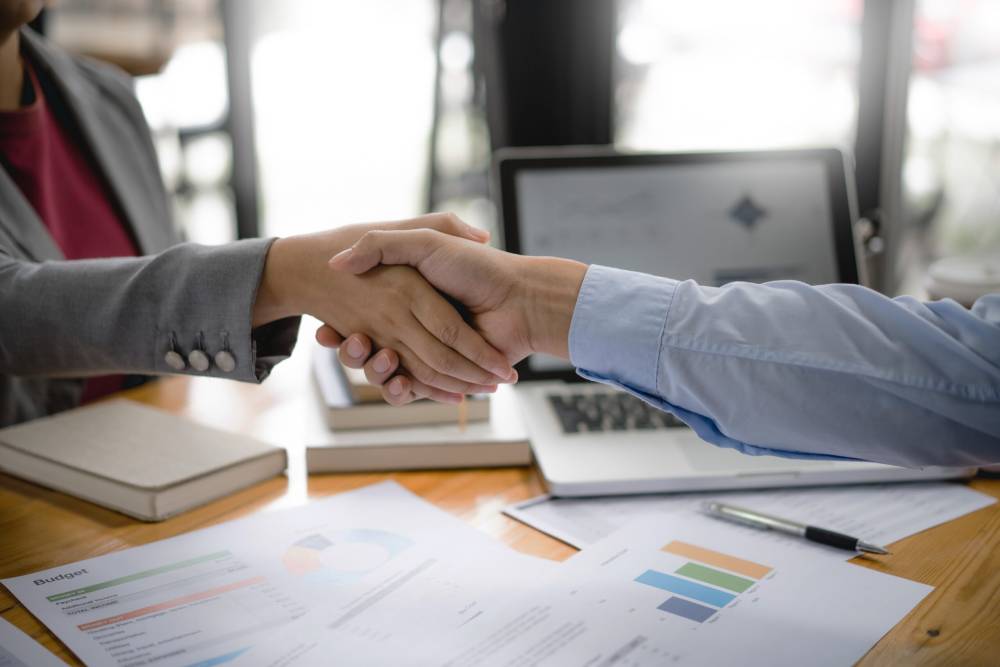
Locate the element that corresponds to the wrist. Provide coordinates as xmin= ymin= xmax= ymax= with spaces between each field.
xmin=255 ymin=228 xmax=366 ymax=327
xmin=519 ymin=256 xmax=588 ymax=359
xmin=252 ymin=237 xmax=306 ymax=327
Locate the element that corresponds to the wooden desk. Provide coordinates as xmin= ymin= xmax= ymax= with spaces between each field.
xmin=2 ymin=357 xmax=999 ymax=665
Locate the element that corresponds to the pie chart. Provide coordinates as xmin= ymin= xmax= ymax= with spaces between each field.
xmin=282 ymin=529 xmax=413 ymax=583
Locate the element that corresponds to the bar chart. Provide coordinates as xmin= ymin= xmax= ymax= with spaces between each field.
xmin=634 ymin=540 xmax=773 ymax=623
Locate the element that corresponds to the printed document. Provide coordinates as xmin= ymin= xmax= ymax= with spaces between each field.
xmin=0 ymin=617 xmax=64 ymax=667
xmin=2 ymin=482 xmax=554 ymax=667
xmin=436 ymin=514 xmax=931 ymax=666
xmin=4 ymin=481 xmax=936 ymax=666
xmin=505 ymin=482 xmax=996 ymax=553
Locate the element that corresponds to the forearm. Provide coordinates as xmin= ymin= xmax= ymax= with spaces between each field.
xmin=0 ymin=240 xmax=298 ymax=381
xmin=567 ymin=266 xmax=1000 ymax=467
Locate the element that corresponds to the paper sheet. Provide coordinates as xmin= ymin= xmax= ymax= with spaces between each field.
xmin=505 ymin=482 xmax=997 ymax=555
xmin=4 ymin=481 xmax=946 ymax=666
xmin=0 ymin=618 xmax=65 ymax=667
xmin=435 ymin=514 xmax=932 ymax=666
xmin=2 ymin=482 xmax=556 ymax=667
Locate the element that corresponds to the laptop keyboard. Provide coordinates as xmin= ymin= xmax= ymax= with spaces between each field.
xmin=547 ymin=392 xmax=688 ymax=434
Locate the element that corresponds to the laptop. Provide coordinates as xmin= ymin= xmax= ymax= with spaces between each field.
xmin=495 ymin=147 xmax=975 ymax=496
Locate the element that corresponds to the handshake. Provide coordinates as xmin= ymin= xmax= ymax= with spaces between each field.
xmin=253 ymin=214 xmax=588 ymax=405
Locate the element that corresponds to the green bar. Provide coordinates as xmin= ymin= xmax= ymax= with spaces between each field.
xmin=46 ymin=551 xmax=231 ymax=602
xmin=675 ymin=562 xmax=754 ymax=593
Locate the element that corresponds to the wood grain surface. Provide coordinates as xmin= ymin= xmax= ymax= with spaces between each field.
xmin=2 ymin=361 xmax=998 ymax=666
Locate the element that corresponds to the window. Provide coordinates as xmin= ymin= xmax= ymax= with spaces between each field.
xmin=615 ymin=0 xmax=862 ymax=152
xmin=904 ymin=0 xmax=1000 ymax=258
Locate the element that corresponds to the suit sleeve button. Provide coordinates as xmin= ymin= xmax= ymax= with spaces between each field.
xmin=214 ymin=350 xmax=236 ymax=373
xmin=164 ymin=350 xmax=186 ymax=371
xmin=188 ymin=349 xmax=211 ymax=372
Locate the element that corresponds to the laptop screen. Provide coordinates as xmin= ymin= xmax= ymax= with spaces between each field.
xmin=500 ymin=150 xmax=858 ymax=378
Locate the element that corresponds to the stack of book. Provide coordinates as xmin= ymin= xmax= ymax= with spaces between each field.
xmin=308 ymin=346 xmax=530 ymax=472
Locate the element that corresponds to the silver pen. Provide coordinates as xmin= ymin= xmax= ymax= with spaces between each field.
xmin=702 ymin=501 xmax=890 ymax=555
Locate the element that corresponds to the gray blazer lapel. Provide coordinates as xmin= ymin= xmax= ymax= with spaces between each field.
xmin=18 ymin=29 xmax=175 ymax=255
xmin=0 ymin=164 xmax=64 ymax=261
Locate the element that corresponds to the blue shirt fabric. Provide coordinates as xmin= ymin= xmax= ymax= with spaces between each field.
xmin=568 ymin=265 xmax=1000 ymax=468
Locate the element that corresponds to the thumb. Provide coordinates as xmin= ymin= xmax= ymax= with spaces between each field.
xmin=328 ymin=228 xmax=447 ymax=274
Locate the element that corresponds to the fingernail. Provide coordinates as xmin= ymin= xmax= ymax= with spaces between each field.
xmin=373 ymin=353 xmax=390 ymax=374
xmin=329 ymin=247 xmax=352 ymax=267
xmin=388 ymin=378 xmax=404 ymax=396
xmin=493 ymin=366 xmax=516 ymax=382
xmin=346 ymin=338 xmax=364 ymax=358
xmin=465 ymin=226 xmax=489 ymax=241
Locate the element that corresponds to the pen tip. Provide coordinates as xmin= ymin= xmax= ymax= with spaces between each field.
xmin=858 ymin=541 xmax=890 ymax=555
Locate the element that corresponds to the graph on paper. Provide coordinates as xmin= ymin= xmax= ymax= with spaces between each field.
xmin=3 ymin=483 xmax=560 ymax=667
xmin=438 ymin=513 xmax=931 ymax=667
xmin=282 ymin=529 xmax=413 ymax=583
xmin=634 ymin=540 xmax=774 ymax=623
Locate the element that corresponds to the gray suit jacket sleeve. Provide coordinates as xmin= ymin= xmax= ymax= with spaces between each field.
xmin=0 ymin=239 xmax=299 ymax=382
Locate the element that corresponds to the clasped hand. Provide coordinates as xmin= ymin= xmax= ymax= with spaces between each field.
xmin=254 ymin=214 xmax=526 ymax=404
xmin=312 ymin=220 xmax=588 ymax=405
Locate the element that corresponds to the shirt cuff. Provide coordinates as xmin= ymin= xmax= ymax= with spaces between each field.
xmin=568 ymin=264 xmax=677 ymax=395
xmin=252 ymin=316 xmax=301 ymax=382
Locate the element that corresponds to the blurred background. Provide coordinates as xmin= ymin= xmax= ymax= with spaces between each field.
xmin=33 ymin=0 xmax=1000 ymax=295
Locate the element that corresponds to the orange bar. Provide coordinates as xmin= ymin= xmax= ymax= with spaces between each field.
xmin=661 ymin=541 xmax=771 ymax=579
xmin=78 ymin=576 xmax=265 ymax=631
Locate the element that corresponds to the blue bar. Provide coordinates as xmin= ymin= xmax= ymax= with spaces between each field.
xmin=635 ymin=569 xmax=736 ymax=608
xmin=184 ymin=648 xmax=250 ymax=667
xmin=658 ymin=596 xmax=717 ymax=623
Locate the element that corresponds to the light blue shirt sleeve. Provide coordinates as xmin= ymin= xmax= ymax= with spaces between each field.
xmin=568 ymin=265 xmax=1000 ymax=468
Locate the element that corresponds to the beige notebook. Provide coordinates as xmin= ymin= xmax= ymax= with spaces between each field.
xmin=0 ymin=400 xmax=286 ymax=522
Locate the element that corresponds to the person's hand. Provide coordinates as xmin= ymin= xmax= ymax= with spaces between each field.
xmin=252 ymin=214 xmax=517 ymax=403
xmin=325 ymin=228 xmax=587 ymax=404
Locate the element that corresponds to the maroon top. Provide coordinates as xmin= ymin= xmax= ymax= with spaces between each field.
xmin=0 ymin=61 xmax=140 ymax=402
